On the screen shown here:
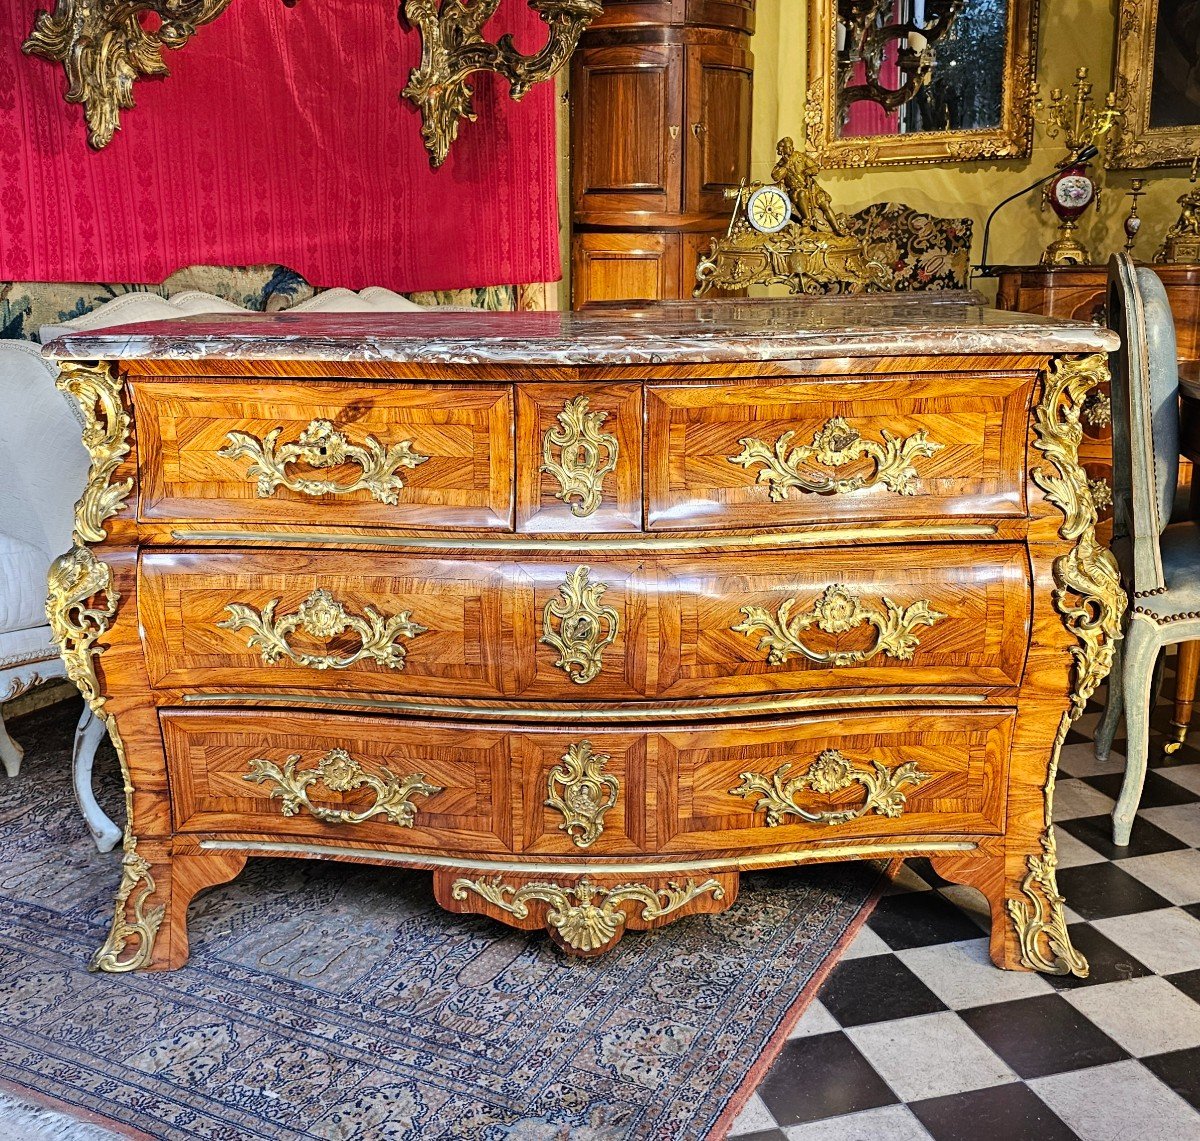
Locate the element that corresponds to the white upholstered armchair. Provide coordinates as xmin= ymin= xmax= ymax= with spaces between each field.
xmin=0 ymin=340 xmax=121 ymax=852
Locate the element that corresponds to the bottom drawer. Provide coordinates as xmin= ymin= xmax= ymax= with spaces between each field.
xmin=161 ymin=706 xmax=1012 ymax=856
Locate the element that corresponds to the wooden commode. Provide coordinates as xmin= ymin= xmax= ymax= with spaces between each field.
xmin=45 ymin=297 xmax=1120 ymax=975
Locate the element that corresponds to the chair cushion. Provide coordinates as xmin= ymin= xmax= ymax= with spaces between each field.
xmin=38 ymin=290 xmax=247 ymax=344
xmin=0 ymin=534 xmax=51 ymax=634
xmin=0 ymin=624 xmax=59 ymax=671
xmin=288 ymin=287 xmax=424 ymax=313
xmin=1126 ymin=522 xmax=1200 ymax=621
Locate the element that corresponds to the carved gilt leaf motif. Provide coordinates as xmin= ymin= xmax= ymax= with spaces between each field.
xmin=728 ymin=417 xmax=942 ymax=502
xmin=731 ymin=750 xmax=930 ymax=827
xmin=540 ymin=566 xmax=619 ymax=684
xmin=544 ymin=740 xmax=619 ymax=848
xmin=733 ymin=584 xmax=946 ymax=668
xmin=540 ymin=396 xmax=619 ymax=518
xmin=219 ymin=418 xmax=428 ymax=505
xmin=219 ymin=588 xmax=428 ymax=671
xmin=245 ymin=748 xmax=442 ymax=828
xmin=450 ymin=876 xmax=724 ymax=954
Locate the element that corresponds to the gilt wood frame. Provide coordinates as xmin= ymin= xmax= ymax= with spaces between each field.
xmin=804 ymin=0 xmax=1039 ymax=167
xmin=1108 ymin=0 xmax=1200 ymax=170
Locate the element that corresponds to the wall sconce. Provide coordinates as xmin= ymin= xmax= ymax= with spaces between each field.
xmin=23 ymin=0 xmax=600 ymax=167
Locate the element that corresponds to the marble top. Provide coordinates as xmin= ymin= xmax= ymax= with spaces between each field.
xmin=44 ymin=295 xmax=1118 ymax=366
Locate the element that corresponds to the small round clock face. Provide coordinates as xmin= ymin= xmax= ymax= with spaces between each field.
xmin=747 ymin=186 xmax=793 ymax=233
xmin=1054 ymin=174 xmax=1095 ymax=209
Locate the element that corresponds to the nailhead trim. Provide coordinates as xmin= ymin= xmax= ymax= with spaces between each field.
xmin=1133 ymin=605 xmax=1200 ymax=623
xmin=1134 ymin=586 xmax=1169 ymax=598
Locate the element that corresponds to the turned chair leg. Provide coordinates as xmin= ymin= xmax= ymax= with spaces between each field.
xmin=1113 ymin=620 xmax=1162 ymax=847
xmin=1095 ymin=633 xmax=1126 ymax=762
xmin=0 ymin=708 xmax=23 ymax=779
xmin=1166 ymin=639 xmax=1200 ymax=755
xmin=72 ymin=708 xmax=121 ymax=853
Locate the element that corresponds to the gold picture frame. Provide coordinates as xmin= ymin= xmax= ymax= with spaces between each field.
xmin=805 ymin=0 xmax=1040 ymax=167
xmin=1109 ymin=0 xmax=1200 ymax=169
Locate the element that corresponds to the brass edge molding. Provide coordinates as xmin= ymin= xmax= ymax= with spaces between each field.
xmin=1008 ymin=353 xmax=1125 ymax=978
xmin=245 ymin=748 xmax=442 ymax=827
xmin=540 ymin=396 xmax=618 ymax=518
xmin=219 ymin=588 xmax=428 ymax=672
xmin=43 ymin=360 xmax=164 ymax=972
xmin=23 ymin=0 xmax=237 ymax=150
xmin=540 ymin=566 xmax=619 ymax=685
xmin=450 ymin=876 xmax=723 ymax=953
xmin=218 ymin=418 xmax=428 ymax=505
xmin=729 ymin=417 xmax=942 ymax=501
xmin=732 ymin=750 xmax=930 ymax=827
xmin=544 ymin=740 xmax=618 ymax=848
xmin=169 ymin=523 xmax=1002 ymax=551
xmin=202 ymin=837 xmax=979 ymax=875
xmin=733 ymin=583 xmax=946 ymax=667
xmin=401 ymin=0 xmax=602 ymax=169
xmin=180 ymin=690 xmax=991 ymax=720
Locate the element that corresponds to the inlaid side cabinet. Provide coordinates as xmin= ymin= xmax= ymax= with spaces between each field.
xmin=570 ymin=0 xmax=755 ymax=306
xmin=45 ymin=297 xmax=1120 ymax=977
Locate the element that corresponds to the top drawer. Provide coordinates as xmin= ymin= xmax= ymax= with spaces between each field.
xmin=133 ymin=380 xmax=514 ymax=531
xmin=645 ymin=373 xmax=1035 ymax=531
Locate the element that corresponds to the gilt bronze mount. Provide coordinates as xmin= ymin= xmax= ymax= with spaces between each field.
xmin=24 ymin=0 xmax=598 ymax=165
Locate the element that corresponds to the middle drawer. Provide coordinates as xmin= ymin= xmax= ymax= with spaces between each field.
xmin=139 ymin=544 xmax=1031 ymax=700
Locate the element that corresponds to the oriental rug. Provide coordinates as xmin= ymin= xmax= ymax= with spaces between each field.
xmin=0 ymin=700 xmax=884 ymax=1141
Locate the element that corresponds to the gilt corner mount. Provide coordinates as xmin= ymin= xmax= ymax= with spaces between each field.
xmin=23 ymin=0 xmax=600 ymax=166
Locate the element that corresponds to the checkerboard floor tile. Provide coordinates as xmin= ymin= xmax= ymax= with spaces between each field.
xmin=729 ymin=663 xmax=1200 ymax=1141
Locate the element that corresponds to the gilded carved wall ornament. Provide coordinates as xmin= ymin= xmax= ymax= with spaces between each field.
xmin=733 ymin=584 xmax=946 ymax=668
xmin=219 ymin=418 xmax=428 ymax=505
xmin=245 ymin=748 xmax=442 ymax=828
xmin=1007 ymin=353 xmax=1126 ymax=978
xmin=540 ymin=396 xmax=618 ymax=518
xmin=729 ymin=417 xmax=942 ymax=502
xmin=544 ymin=740 xmax=619 ymax=848
xmin=23 ymin=0 xmax=238 ymax=149
xmin=540 ymin=566 xmax=619 ymax=685
xmin=731 ymin=750 xmax=930 ymax=827
xmin=450 ymin=875 xmax=724 ymax=953
xmin=219 ymin=588 xmax=428 ymax=671
xmin=401 ymin=0 xmax=602 ymax=168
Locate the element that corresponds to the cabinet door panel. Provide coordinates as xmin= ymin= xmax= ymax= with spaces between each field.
xmin=573 ymin=232 xmax=681 ymax=306
xmin=685 ymin=44 xmax=753 ymax=215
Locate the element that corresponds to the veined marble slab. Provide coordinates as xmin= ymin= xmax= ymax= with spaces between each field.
xmin=44 ymin=294 xmax=1118 ymax=366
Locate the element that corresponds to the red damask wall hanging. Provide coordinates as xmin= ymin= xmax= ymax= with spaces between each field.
xmin=0 ymin=1 xmax=560 ymax=290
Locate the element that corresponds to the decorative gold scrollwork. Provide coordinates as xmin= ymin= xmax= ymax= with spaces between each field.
xmin=540 ymin=396 xmax=619 ymax=518
xmin=219 ymin=418 xmax=428 ymax=505
xmin=728 ymin=416 xmax=942 ymax=502
xmin=451 ymin=876 xmax=724 ymax=953
xmin=23 ymin=0 xmax=238 ymax=149
xmin=1006 ymin=353 xmax=1126 ymax=978
xmin=1088 ymin=476 xmax=1114 ymax=514
xmin=89 ymin=839 xmax=166 ymax=973
xmin=219 ymin=588 xmax=428 ymax=671
xmin=540 ymin=566 xmax=619 ymax=685
xmin=402 ymin=0 xmax=603 ymax=168
xmin=545 ymin=740 xmax=619 ymax=848
xmin=1082 ymin=390 xmax=1112 ymax=428
xmin=731 ymin=750 xmax=930 ymax=827
xmin=245 ymin=748 xmax=442 ymax=828
xmin=733 ymin=583 xmax=946 ymax=668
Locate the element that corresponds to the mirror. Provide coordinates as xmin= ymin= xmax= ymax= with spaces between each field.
xmin=806 ymin=0 xmax=1039 ymax=166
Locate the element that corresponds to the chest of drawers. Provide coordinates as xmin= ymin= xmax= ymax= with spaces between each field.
xmin=45 ymin=297 xmax=1120 ymax=976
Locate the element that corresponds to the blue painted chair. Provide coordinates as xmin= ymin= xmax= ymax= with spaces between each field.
xmin=1095 ymin=253 xmax=1198 ymax=845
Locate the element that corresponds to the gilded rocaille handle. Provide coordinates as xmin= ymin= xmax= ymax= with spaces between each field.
xmin=540 ymin=566 xmax=619 ymax=685
xmin=218 ymin=588 xmax=427 ymax=671
xmin=218 ymin=417 xmax=428 ymax=504
xmin=245 ymin=748 xmax=442 ymax=827
xmin=731 ymin=750 xmax=930 ymax=827
xmin=732 ymin=583 xmax=945 ymax=667
xmin=540 ymin=396 xmax=619 ymax=518
xmin=728 ymin=416 xmax=942 ymax=501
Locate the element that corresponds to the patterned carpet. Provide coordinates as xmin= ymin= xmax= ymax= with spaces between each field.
xmin=0 ymin=698 xmax=883 ymax=1141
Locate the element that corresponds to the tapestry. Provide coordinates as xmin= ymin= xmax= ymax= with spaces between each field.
xmin=0 ymin=2 xmax=560 ymax=292
xmin=0 ymin=700 xmax=884 ymax=1140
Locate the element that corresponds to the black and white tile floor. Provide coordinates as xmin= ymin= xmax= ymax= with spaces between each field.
xmin=729 ymin=668 xmax=1200 ymax=1141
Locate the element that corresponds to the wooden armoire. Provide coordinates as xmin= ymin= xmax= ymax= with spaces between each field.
xmin=569 ymin=0 xmax=755 ymax=308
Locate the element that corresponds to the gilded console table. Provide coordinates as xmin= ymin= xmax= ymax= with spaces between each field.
xmin=44 ymin=297 xmax=1121 ymax=975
